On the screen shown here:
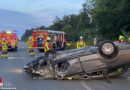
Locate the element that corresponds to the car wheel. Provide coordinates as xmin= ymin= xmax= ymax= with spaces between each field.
xmin=99 ymin=40 xmax=119 ymax=60
xmin=96 ymin=38 xmax=106 ymax=46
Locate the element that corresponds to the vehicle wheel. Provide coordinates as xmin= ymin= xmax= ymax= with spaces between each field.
xmin=99 ymin=40 xmax=119 ymax=60
xmin=96 ymin=38 xmax=106 ymax=46
xmin=45 ymin=50 xmax=57 ymax=57
xmin=52 ymin=43 xmax=56 ymax=49
xmin=14 ymin=47 xmax=17 ymax=51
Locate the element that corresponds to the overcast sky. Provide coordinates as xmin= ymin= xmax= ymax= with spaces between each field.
xmin=0 ymin=0 xmax=85 ymax=38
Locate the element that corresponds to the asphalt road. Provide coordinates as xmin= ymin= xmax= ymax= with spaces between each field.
xmin=0 ymin=42 xmax=130 ymax=90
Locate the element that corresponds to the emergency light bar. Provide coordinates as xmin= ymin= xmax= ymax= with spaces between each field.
xmin=6 ymin=31 xmax=12 ymax=34
xmin=2 ymin=30 xmax=18 ymax=34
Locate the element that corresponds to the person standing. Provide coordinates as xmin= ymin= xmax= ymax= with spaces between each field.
xmin=1 ymin=38 xmax=8 ymax=58
xmin=118 ymin=35 xmax=125 ymax=43
xmin=128 ymin=37 xmax=130 ymax=44
xmin=26 ymin=36 xmax=35 ymax=56
xmin=44 ymin=37 xmax=51 ymax=52
xmin=77 ymin=36 xmax=86 ymax=49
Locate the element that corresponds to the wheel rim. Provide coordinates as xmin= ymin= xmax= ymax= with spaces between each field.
xmin=102 ymin=43 xmax=114 ymax=55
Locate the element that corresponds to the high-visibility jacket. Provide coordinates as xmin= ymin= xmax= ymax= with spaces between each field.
xmin=119 ymin=35 xmax=124 ymax=40
xmin=26 ymin=41 xmax=34 ymax=49
xmin=129 ymin=37 xmax=130 ymax=41
xmin=77 ymin=40 xmax=86 ymax=49
xmin=2 ymin=42 xmax=8 ymax=50
xmin=44 ymin=42 xmax=51 ymax=52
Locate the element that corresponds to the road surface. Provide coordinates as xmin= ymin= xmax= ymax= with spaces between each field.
xmin=0 ymin=42 xmax=130 ymax=90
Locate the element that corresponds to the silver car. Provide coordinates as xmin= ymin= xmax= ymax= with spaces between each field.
xmin=24 ymin=40 xmax=130 ymax=80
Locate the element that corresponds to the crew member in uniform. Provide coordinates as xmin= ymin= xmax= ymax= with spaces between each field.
xmin=77 ymin=36 xmax=86 ymax=49
xmin=26 ymin=36 xmax=35 ymax=56
xmin=1 ymin=38 xmax=8 ymax=58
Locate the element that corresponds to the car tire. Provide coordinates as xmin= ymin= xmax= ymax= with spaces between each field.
xmin=14 ymin=47 xmax=17 ymax=51
xmin=99 ymin=40 xmax=119 ymax=60
xmin=96 ymin=38 xmax=106 ymax=46
xmin=52 ymin=43 xmax=56 ymax=49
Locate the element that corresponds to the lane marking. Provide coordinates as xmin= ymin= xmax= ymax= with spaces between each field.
xmin=127 ymin=77 xmax=130 ymax=80
xmin=80 ymin=82 xmax=92 ymax=90
xmin=7 ymin=57 xmax=26 ymax=60
xmin=35 ymin=55 xmax=38 ymax=57
xmin=0 ymin=87 xmax=16 ymax=90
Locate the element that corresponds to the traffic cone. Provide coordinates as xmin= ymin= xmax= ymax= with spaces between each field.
xmin=0 ymin=77 xmax=3 ymax=87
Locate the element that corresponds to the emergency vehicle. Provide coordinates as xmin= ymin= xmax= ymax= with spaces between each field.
xmin=32 ymin=30 xmax=67 ymax=51
xmin=0 ymin=31 xmax=18 ymax=51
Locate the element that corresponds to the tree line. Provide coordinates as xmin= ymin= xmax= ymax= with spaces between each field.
xmin=21 ymin=0 xmax=130 ymax=44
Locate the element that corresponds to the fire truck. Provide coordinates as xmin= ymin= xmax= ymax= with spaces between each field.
xmin=32 ymin=30 xmax=67 ymax=51
xmin=0 ymin=31 xmax=18 ymax=51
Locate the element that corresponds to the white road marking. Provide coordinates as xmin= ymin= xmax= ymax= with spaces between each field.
xmin=80 ymin=82 xmax=92 ymax=90
xmin=7 ymin=57 xmax=16 ymax=60
xmin=127 ymin=77 xmax=130 ymax=80
xmin=7 ymin=57 xmax=26 ymax=60
xmin=0 ymin=87 xmax=16 ymax=90
xmin=35 ymin=55 xmax=38 ymax=57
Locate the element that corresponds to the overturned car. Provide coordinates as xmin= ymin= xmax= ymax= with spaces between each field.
xmin=24 ymin=40 xmax=130 ymax=80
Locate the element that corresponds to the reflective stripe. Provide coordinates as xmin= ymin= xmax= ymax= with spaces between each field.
xmin=129 ymin=37 xmax=130 ymax=41
xmin=45 ymin=42 xmax=51 ymax=52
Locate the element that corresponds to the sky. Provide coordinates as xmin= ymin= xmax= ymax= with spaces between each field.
xmin=0 ymin=0 xmax=85 ymax=38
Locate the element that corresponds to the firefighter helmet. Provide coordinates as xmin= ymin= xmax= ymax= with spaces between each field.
xmin=119 ymin=35 xmax=124 ymax=40
xmin=129 ymin=37 xmax=130 ymax=41
xmin=80 ymin=36 xmax=83 ymax=39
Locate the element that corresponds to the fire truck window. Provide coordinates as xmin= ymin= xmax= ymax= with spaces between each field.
xmin=37 ymin=34 xmax=44 ymax=38
xmin=36 ymin=33 xmax=44 ymax=47
xmin=52 ymin=34 xmax=57 ymax=42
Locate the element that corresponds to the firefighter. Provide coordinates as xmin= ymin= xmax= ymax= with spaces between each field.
xmin=118 ymin=35 xmax=125 ymax=43
xmin=26 ymin=36 xmax=35 ymax=56
xmin=77 ymin=36 xmax=86 ymax=49
xmin=128 ymin=37 xmax=130 ymax=44
xmin=1 ymin=38 xmax=8 ymax=58
xmin=44 ymin=37 xmax=51 ymax=52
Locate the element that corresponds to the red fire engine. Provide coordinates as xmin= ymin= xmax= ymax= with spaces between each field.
xmin=0 ymin=31 xmax=18 ymax=51
xmin=32 ymin=30 xmax=67 ymax=51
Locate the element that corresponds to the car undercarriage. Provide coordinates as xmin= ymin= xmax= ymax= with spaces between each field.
xmin=24 ymin=40 xmax=130 ymax=81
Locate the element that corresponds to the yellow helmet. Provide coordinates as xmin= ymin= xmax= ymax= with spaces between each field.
xmin=119 ymin=35 xmax=124 ymax=40
xmin=129 ymin=37 xmax=130 ymax=41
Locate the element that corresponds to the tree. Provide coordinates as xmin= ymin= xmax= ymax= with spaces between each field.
xmin=77 ymin=4 xmax=90 ymax=32
xmin=92 ymin=0 xmax=130 ymax=40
